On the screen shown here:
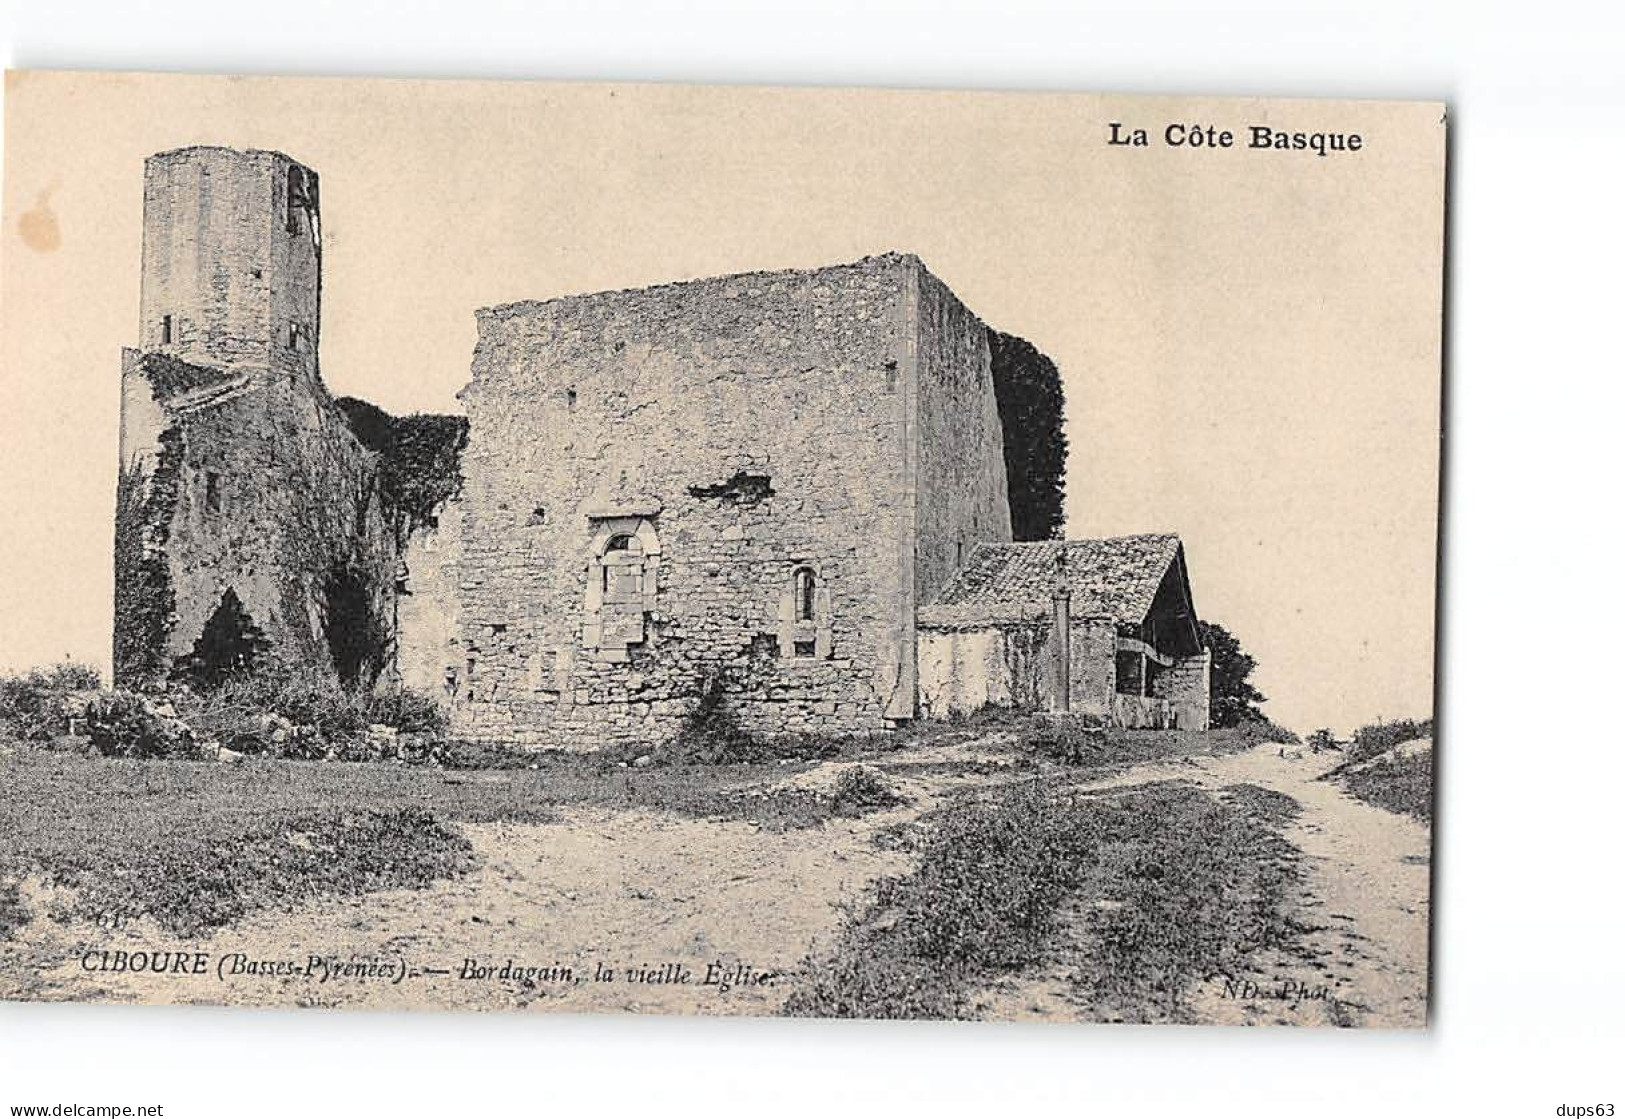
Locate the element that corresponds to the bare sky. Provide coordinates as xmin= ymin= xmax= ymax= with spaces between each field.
xmin=0 ymin=72 xmax=1443 ymax=733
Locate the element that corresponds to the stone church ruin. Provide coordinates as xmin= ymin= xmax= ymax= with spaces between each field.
xmin=114 ymin=146 xmax=1210 ymax=751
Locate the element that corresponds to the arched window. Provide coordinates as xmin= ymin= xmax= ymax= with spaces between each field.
xmin=601 ymin=533 xmax=644 ymax=601
xmin=582 ymin=516 xmax=659 ymax=656
xmin=779 ymin=564 xmax=831 ymax=659
xmin=794 ymin=567 xmax=816 ymax=622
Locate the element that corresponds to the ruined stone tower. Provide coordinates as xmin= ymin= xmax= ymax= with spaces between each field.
xmin=114 ymin=149 xmax=419 ymax=690
xmin=138 ymin=147 xmax=322 ymax=382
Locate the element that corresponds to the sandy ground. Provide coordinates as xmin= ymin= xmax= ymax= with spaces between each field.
xmin=2 ymin=738 xmax=1429 ymax=1024
xmin=972 ymin=742 xmax=1432 ymax=1028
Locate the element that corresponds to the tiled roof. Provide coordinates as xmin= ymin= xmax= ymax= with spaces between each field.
xmin=917 ymin=534 xmax=1183 ymax=629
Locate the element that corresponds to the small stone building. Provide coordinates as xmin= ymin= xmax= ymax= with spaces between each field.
xmin=917 ymin=535 xmax=1211 ymax=729
xmin=113 ymin=146 xmax=1213 ymax=749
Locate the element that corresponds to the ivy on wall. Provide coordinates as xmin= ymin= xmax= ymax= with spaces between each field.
xmin=987 ymin=329 xmax=1069 ymax=541
xmin=334 ymin=397 xmax=470 ymax=537
xmin=112 ymin=427 xmax=185 ymax=688
xmin=139 ymin=352 xmax=236 ymax=402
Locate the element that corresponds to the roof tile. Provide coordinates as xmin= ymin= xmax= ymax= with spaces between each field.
xmin=918 ymin=534 xmax=1182 ymax=629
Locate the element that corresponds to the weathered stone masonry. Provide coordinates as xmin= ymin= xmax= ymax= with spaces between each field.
xmin=114 ymin=147 xmax=458 ymax=690
xmin=454 ymin=254 xmax=1012 ymax=750
xmin=113 ymin=146 xmax=1214 ymax=744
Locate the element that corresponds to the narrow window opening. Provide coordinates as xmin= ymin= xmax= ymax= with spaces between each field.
xmin=160 ymin=314 xmax=173 ymax=345
xmin=286 ymin=166 xmax=304 ymax=234
xmin=794 ymin=567 xmax=816 ymax=622
xmin=204 ymin=472 xmax=221 ymax=514
xmin=793 ymin=639 xmax=817 ymax=658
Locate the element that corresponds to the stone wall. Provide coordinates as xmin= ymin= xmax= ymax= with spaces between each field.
xmin=456 ymin=256 xmax=933 ymax=750
xmin=917 ymin=623 xmax=1050 ymax=718
xmin=1112 ymin=693 xmax=1174 ymax=729
xmin=396 ymin=498 xmax=464 ymax=699
xmin=917 ymin=615 xmax=1123 ymax=723
xmin=1068 ymin=618 xmax=1119 ymax=719
xmin=114 ymin=350 xmax=397 ymax=687
xmin=912 ymin=266 xmax=1014 ymax=615
xmin=1153 ymin=649 xmax=1212 ymax=730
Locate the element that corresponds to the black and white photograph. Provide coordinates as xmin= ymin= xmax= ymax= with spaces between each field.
xmin=0 ymin=18 xmax=1620 ymax=1116
xmin=0 ymin=72 xmax=1442 ymax=1027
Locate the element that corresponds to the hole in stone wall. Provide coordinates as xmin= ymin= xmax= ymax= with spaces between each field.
xmin=793 ymin=639 xmax=817 ymax=658
xmin=323 ymin=567 xmax=384 ymax=689
xmin=529 ymin=506 xmax=547 ymax=525
xmin=177 ymin=588 xmax=269 ymax=689
xmin=688 ymin=471 xmax=775 ymax=505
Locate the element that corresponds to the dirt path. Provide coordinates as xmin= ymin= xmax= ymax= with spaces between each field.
xmin=973 ymin=742 xmax=1432 ymax=1028
xmin=3 ymin=748 xmax=1006 ymax=1016
xmin=5 ymin=738 xmax=1428 ymax=1024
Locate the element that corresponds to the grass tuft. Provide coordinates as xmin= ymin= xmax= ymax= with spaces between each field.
xmin=829 ymin=766 xmax=909 ymax=816
xmin=1331 ymin=753 xmax=1432 ymax=821
xmin=783 ymin=777 xmax=1306 ymax=1022
xmin=47 ymin=808 xmax=474 ymax=937
xmin=0 ymin=878 xmax=28 ymax=940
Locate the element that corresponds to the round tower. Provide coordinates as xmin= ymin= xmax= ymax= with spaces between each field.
xmin=138 ymin=146 xmax=321 ymax=379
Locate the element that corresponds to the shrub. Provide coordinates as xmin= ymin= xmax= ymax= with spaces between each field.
xmin=1306 ymin=728 xmax=1340 ymax=753
xmin=1231 ymin=717 xmax=1301 ymax=746
xmin=830 ymin=766 xmax=908 ymax=815
xmin=1023 ymin=716 xmax=1107 ymax=765
xmin=177 ymin=662 xmax=448 ymax=761
xmin=0 ymin=662 xmax=102 ymax=741
xmin=668 ymin=673 xmax=766 ymax=765
xmin=1345 ymin=717 xmax=1433 ymax=765
xmin=1330 ymin=751 xmax=1433 ymax=821
xmin=256 ymin=667 xmax=372 ymax=742
xmin=85 ymin=691 xmax=203 ymax=760
xmin=41 ymin=663 xmax=101 ymax=691
xmin=785 ymin=778 xmax=1306 ymax=1021
xmin=366 ymin=688 xmax=448 ymax=737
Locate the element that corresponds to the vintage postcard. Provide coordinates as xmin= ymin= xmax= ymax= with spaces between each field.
xmin=0 ymin=71 xmax=1444 ymax=1026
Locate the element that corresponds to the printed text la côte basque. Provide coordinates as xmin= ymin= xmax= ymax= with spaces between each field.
xmin=1108 ymin=121 xmax=1364 ymax=156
